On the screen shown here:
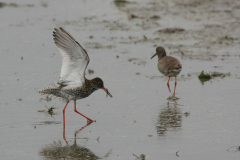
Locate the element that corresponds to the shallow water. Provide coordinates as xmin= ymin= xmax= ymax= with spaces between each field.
xmin=0 ymin=0 xmax=240 ymax=159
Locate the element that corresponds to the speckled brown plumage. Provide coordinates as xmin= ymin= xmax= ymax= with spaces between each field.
xmin=39 ymin=78 xmax=105 ymax=102
xmin=151 ymin=46 xmax=182 ymax=97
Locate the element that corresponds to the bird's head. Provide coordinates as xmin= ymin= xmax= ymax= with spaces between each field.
xmin=151 ymin=46 xmax=166 ymax=59
xmin=92 ymin=77 xmax=112 ymax=98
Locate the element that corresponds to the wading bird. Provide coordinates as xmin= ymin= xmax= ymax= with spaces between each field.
xmin=39 ymin=28 xmax=112 ymax=124
xmin=151 ymin=46 xmax=182 ymax=97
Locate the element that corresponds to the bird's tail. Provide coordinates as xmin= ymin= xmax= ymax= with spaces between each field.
xmin=38 ymin=87 xmax=59 ymax=95
xmin=38 ymin=83 xmax=60 ymax=95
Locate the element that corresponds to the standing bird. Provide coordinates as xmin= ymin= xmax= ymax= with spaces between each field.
xmin=39 ymin=28 xmax=112 ymax=124
xmin=151 ymin=46 xmax=182 ymax=97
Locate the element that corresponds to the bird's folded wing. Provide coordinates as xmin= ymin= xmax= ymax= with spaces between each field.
xmin=167 ymin=63 xmax=182 ymax=71
xmin=164 ymin=57 xmax=182 ymax=69
xmin=53 ymin=27 xmax=90 ymax=88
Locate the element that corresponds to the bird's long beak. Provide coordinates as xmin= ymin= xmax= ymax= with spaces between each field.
xmin=151 ymin=53 xmax=157 ymax=59
xmin=102 ymin=87 xmax=113 ymax=98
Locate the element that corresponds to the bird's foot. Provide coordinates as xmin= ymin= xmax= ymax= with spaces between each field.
xmin=87 ymin=119 xmax=96 ymax=123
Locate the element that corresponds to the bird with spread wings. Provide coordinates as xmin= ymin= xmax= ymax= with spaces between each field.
xmin=39 ymin=27 xmax=112 ymax=124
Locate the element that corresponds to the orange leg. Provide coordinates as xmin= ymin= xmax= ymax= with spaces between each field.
xmin=74 ymin=100 xmax=93 ymax=122
xmin=63 ymin=102 xmax=69 ymax=125
xmin=167 ymin=74 xmax=171 ymax=93
xmin=63 ymin=127 xmax=68 ymax=145
xmin=173 ymin=77 xmax=177 ymax=97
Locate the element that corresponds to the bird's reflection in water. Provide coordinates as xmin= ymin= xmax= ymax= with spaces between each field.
xmin=63 ymin=122 xmax=92 ymax=145
xmin=39 ymin=122 xmax=100 ymax=160
xmin=156 ymin=101 xmax=182 ymax=137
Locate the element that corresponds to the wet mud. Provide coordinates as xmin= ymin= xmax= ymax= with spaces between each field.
xmin=0 ymin=0 xmax=240 ymax=159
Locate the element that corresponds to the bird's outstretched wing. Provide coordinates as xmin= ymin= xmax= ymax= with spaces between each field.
xmin=53 ymin=27 xmax=89 ymax=88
